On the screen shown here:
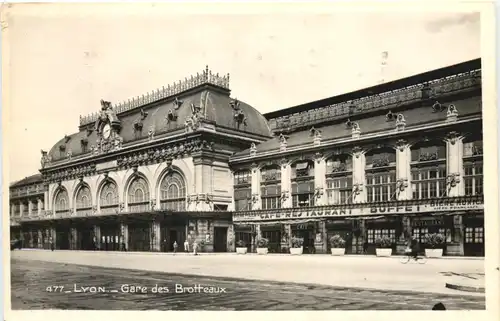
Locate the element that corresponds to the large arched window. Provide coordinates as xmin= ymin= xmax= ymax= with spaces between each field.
xmin=260 ymin=166 xmax=281 ymax=209
xmin=159 ymin=171 xmax=186 ymax=211
xmin=365 ymin=147 xmax=397 ymax=202
xmin=291 ymin=159 xmax=315 ymax=207
xmin=54 ymin=188 xmax=70 ymax=214
xmin=233 ymin=170 xmax=251 ymax=211
xmin=128 ymin=176 xmax=150 ymax=212
xmin=75 ymin=185 xmax=92 ymax=216
xmin=326 ymin=154 xmax=353 ymax=204
xmin=410 ymin=140 xmax=447 ymax=199
xmin=99 ymin=180 xmax=119 ymax=214
xmin=463 ymin=137 xmax=483 ymax=196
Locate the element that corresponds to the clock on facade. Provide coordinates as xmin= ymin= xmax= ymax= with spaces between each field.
xmin=102 ymin=124 xmax=111 ymax=139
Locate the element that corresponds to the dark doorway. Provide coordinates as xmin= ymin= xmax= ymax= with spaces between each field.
xmin=297 ymin=229 xmax=315 ymax=254
xmin=56 ymin=227 xmax=70 ymax=250
xmin=214 ymin=227 xmax=228 ymax=252
xmin=128 ymin=222 xmax=151 ymax=252
xmin=101 ymin=223 xmax=121 ymax=251
xmin=32 ymin=231 xmax=39 ymax=248
xmin=169 ymin=230 xmax=178 ymax=251
xmin=79 ymin=226 xmax=94 ymax=250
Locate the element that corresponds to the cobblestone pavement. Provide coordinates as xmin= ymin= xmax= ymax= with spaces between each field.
xmin=11 ymin=259 xmax=485 ymax=310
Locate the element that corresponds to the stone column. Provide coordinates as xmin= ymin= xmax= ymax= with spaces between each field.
xmin=352 ymin=148 xmax=366 ymax=203
xmin=38 ymin=198 xmax=43 ymax=215
xmin=28 ymin=230 xmax=34 ymax=248
xmin=19 ymin=202 xmax=24 ymax=217
xmin=397 ymin=216 xmax=412 ymax=254
xmin=120 ymin=222 xmax=129 ymax=251
xmin=251 ymin=164 xmax=262 ymax=210
xmin=227 ymin=224 xmax=235 ymax=252
xmin=94 ymin=225 xmax=101 ymax=249
xmin=37 ymin=230 xmax=43 ymax=249
xmin=396 ymin=141 xmax=412 ymax=200
xmin=150 ymin=221 xmax=161 ymax=251
xmin=255 ymin=224 xmax=262 ymax=240
xmin=446 ymin=134 xmax=464 ymax=197
xmin=70 ymin=227 xmax=78 ymax=250
xmin=50 ymin=227 xmax=57 ymax=249
xmin=314 ymin=157 xmax=327 ymax=206
xmin=192 ymin=155 xmax=213 ymax=211
xmin=28 ymin=201 xmax=33 ymax=216
xmin=281 ymin=161 xmax=292 ymax=208
xmin=314 ymin=220 xmax=327 ymax=254
xmin=10 ymin=203 xmax=14 ymax=217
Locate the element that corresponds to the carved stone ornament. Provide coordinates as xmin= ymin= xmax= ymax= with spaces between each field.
xmin=280 ymin=157 xmax=289 ymax=168
xmin=279 ymin=134 xmax=288 ymax=152
xmin=352 ymin=146 xmax=363 ymax=158
xmin=446 ymin=131 xmax=461 ymax=145
xmin=150 ymin=199 xmax=157 ymax=210
xmin=173 ymin=97 xmax=184 ymax=110
xmin=148 ymin=126 xmax=155 ymax=140
xmin=351 ymin=122 xmax=361 ymax=138
xmin=395 ymin=114 xmax=406 ymax=131
xmin=396 ymin=178 xmax=408 ymax=191
xmin=40 ymin=150 xmax=51 ymax=169
xmin=184 ymin=103 xmax=203 ymax=133
xmin=314 ymin=187 xmax=324 ymax=198
xmin=280 ymin=190 xmax=289 ymax=204
xmin=250 ymin=143 xmax=257 ymax=157
xmin=66 ymin=149 xmax=73 ymax=160
xmin=314 ymin=151 xmax=323 ymax=163
xmin=230 ymin=98 xmax=248 ymax=127
xmin=446 ymin=173 xmax=460 ymax=187
xmin=395 ymin=139 xmax=408 ymax=152
xmin=446 ymin=104 xmax=459 ymax=122
xmin=119 ymin=202 xmax=125 ymax=212
xmin=166 ymin=109 xmax=178 ymax=124
xmin=432 ymin=101 xmax=446 ymax=113
xmin=386 ymin=111 xmax=395 ymax=122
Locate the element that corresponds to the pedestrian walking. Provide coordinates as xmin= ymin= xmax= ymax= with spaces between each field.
xmin=49 ymin=237 xmax=55 ymax=251
xmin=193 ymin=240 xmax=198 ymax=255
xmin=173 ymin=241 xmax=178 ymax=254
xmin=184 ymin=239 xmax=189 ymax=252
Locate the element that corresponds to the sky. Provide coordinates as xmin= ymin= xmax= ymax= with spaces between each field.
xmin=4 ymin=4 xmax=481 ymax=183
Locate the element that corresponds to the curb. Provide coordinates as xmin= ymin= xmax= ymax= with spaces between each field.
xmin=445 ymin=282 xmax=485 ymax=293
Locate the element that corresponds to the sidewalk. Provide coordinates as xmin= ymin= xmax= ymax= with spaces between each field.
xmin=11 ymin=249 xmax=484 ymax=296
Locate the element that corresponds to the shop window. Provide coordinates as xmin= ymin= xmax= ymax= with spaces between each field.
xmin=411 ymin=141 xmax=447 ymax=199
xmin=465 ymin=227 xmax=483 ymax=244
xmin=234 ymin=188 xmax=251 ymax=211
xmin=260 ymin=166 xmax=281 ymax=210
xmin=411 ymin=166 xmax=447 ymax=199
xmin=367 ymin=229 xmax=396 ymax=244
xmin=159 ymin=171 xmax=186 ymax=211
xmin=464 ymin=162 xmax=483 ymax=196
xmin=326 ymin=155 xmax=353 ymax=205
xmin=412 ymin=228 xmax=428 ymax=243
xmin=438 ymin=228 xmax=452 ymax=243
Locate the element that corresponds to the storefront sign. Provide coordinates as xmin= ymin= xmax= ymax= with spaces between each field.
xmin=233 ymin=198 xmax=483 ymax=223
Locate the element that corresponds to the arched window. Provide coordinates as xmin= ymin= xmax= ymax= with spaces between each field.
xmin=463 ymin=137 xmax=483 ymax=196
xmin=410 ymin=140 xmax=447 ymax=199
xmin=76 ymin=185 xmax=92 ymax=216
xmin=99 ymin=180 xmax=119 ymax=214
xmin=326 ymin=154 xmax=353 ymax=204
xmin=159 ymin=171 xmax=186 ymax=211
xmin=233 ymin=170 xmax=251 ymax=211
xmin=128 ymin=176 xmax=150 ymax=212
xmin=260 ymin=166 xmax=281 ymax=209
xmin=365 ymin=147 xmax=397 ymax=202
xmin=54 ymin=188 xmax=69 ymax=214
xmin=291 ymin=160 xmax=315 ymax=207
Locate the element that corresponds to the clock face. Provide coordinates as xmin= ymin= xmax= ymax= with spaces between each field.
xmin=102 ymin=124 xmax=111 ymax=139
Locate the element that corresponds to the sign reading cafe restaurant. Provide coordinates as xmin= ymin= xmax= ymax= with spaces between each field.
xmin=232 ymin=197 xmax=484 ymax=223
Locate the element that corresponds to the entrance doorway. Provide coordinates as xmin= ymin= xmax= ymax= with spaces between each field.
xmin=56 ymin=227 xmax=70 ymax=250
xmin=78 ymin=226 xmax=94 ymax=250
xmin=214 ymin=227 xmax=228 ymax=252
xmin=128 ymin=222 xmax=151 ymax=252
xmin=295 ymin=228 xmax=315 ymax=254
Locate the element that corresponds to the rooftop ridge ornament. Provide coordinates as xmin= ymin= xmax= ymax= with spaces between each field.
xmin=79 ymin=66 xmax=231 ymax=126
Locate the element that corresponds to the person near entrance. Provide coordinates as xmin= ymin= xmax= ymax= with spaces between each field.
xmin=173 ymin=241 xmax=178 ymax=254
xmin=49 ymin=237 xmax=54 ymax=251
xmin=184 ymin=239 xmax=189 ymax=252
xmin=408 ymin=236 xmax=420 ymax=259
xmin=193 ymin=240 xmax=198 ymax=255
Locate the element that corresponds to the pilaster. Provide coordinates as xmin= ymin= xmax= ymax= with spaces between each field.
xmin=352 ymin=148 xmax=366 ymax=203
xmin=251 ymin=164 xmax=262 ymax=210
xmin=446 ymin=133 xmax=464 ymax=197
xmin=151 ymin=221 xmax=161 ymax=251
xmin=227 ymin=224 xmax=235 ymax=252
xmin=19 ymin=202 xmax=24 ymax=217
xmin=396 ymin=141 xmax=412 ymax=200
xmin=120 ymin=222 xmax=129 ymax=251
xmin=37 ymin=230 xmax=43 ymax=249
xmin=281 ymin=161 xmax=292 ymax=208
xmin=314 ymin=157 xmax=327 ymax=206
xmin=94 ymin=225 xmax=101 ymax=249
xmin=314 ymin=220 xmax=327 ymax=254
xmin=38 ymin=198 xmax=43 ymax=215
xmin=70 ymin=227 xmax=78 ymax=250
xmin=447 ymin=214 xmax=465 ymax=256
xmin=50 ymin=227 xmax=57 ymax=249
xmin=28 ymin=201 xmax=33 ymax=216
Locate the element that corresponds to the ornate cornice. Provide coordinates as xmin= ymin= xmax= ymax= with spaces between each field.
xmin=79 ymin=66 xmax=230 ymax=127
xmin=268 ymin=69 xmax=480 ymax=134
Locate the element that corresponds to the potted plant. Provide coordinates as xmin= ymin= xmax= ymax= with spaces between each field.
xmin=236 ymin=240 xmax=248 ymax=254
xmin=256 ymin=237 xmax=269 ymax=255
xmin=375 ymin=236 xmax=393 ymax=257
xmin=424 ymin=233 xmax=445 ymax=258
xmin=329 ymin=235 xmax=346 ymax=256
xmin=290 ymin=237 xmax=304 ymax=255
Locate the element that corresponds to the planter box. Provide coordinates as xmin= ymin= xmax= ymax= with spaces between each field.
xmin=376 ymin=248 xmax=392 ymax=257
xmin=425 ymin=248 xmax=443 ymax=258
xmin=331 ymin=248 xmax=345 ymax=256
xmin=236 ymin=247 xmax=248 ymax=254
xmin=257 ymin=248 xmax=268 ymax=255
xmin=290 ymin=247 xmax=303 ymax=255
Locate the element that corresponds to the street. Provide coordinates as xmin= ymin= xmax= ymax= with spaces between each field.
xmin=10 ymin=250 xmax=485 ymax=310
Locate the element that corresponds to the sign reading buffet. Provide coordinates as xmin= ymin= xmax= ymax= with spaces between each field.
xmin=232 ymin=198 xmax=484 ymax=222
